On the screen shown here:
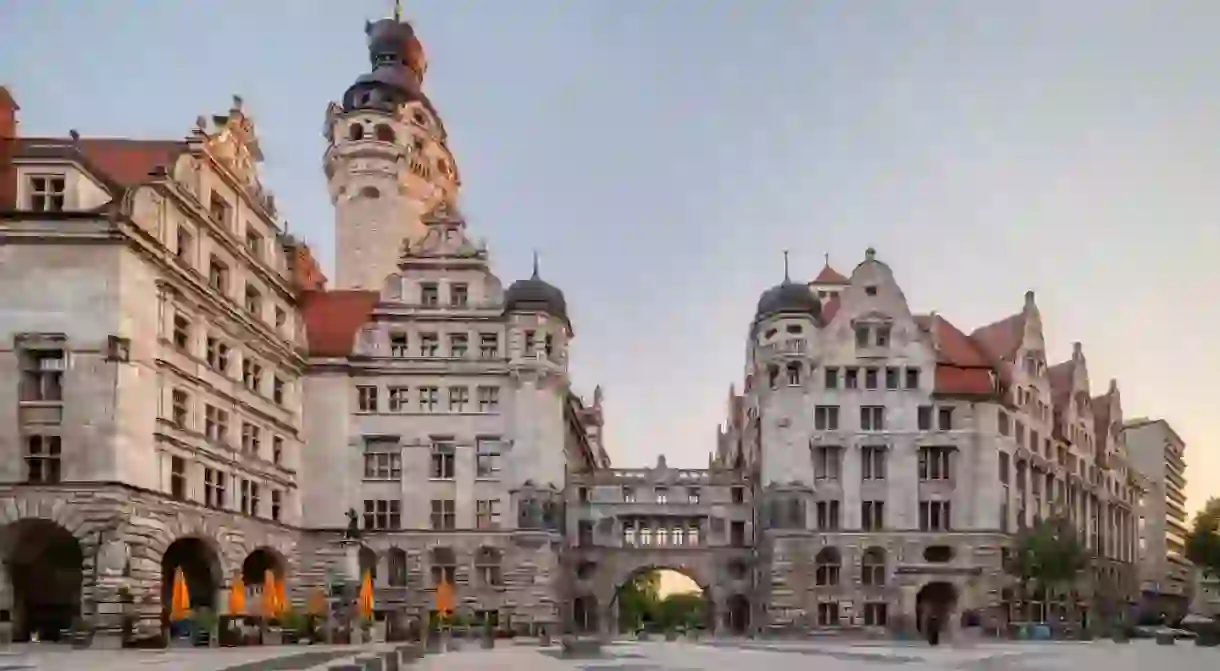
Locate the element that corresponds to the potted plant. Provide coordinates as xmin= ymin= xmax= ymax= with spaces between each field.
xmin=70 ymin=616 xmax=93 ymax=649
xmin=280 ymin=610 xmax=303 ymax=645
xmin=192 ymin=608 xmax=218 ymax=647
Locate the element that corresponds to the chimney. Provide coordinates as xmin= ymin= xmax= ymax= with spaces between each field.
xmin=0 ymin=86 xmax=18 ymax=210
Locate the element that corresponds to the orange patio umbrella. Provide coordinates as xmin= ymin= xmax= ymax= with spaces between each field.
xmin=358 ymin=570 xmax=375 ymax=620
xmin=439 ymin=580 xmax=458 ymax=617
xmin=170 ymin=567 xmax=191 ymax=622
xmin=306 ymin=586 xmax=328 ymax=617
xmin=262 ymin=569 xmax=282 ymax=618
xmin=229 ymin=574 xmax=246 ymax=616
xmin=275 ymin=577 xmax=288 ymax=615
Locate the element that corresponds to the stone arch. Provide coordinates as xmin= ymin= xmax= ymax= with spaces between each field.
xmin=916 ymin=581 xmax=958 ymax=635
xmin=605 ymin=562 xmax=714 ymax=634
xmin=374 ymin=123 xmax=396 ymax=143
xmin=241 ymin=546 xmax=287 ymax=584
xmin=0 ymin=518 xmax=84 ymax=641
xmin=161 ymin=535 xmax=224 ymax=621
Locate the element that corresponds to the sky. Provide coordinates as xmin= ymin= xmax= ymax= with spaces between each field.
xmin=3 ymin=1 xmax=1218 ymax=514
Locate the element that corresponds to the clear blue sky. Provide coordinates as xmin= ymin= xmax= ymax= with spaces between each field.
xmin=4 ymin=1 xmax=1218 ymax=511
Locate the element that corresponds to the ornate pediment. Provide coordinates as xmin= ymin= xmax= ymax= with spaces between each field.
xmin=400 ymin=202 xmax=488 ymax=262
xmin=196 ymin=95 xmax=276 ymax=216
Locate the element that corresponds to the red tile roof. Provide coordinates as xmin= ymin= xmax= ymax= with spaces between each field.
xmin=812 ymin=263 xmax=849 ymax=285
xmin=970 ymin=313 xmax=1025 ymax=366
xmin=915 ymin=314 xmax=998 ymax=398
xmin=74 ymin=138 xmax=186 ymax=189
xmin=822 ymin=293 xmax=841 ymax=322
xmin=300 ymin=290 xmax=380 ymax=357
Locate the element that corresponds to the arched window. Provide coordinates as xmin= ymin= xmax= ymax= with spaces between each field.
xmin=348 ymin=123 xmax=365 ymax=141
xmin=430 ymin=546 xmax=456 ymax=585
xmin=786 ymin=362 xmax=802 ymax=385
xmin=359 ymin=186 xmax=381 ymax=199
xmin=475 ymin=547 xmax=502 ymax=586
xmin=387 ymin=547 xmax=408 ymax=587
xmin=374 ymin=124 xmax=396 ymax=142
xmin=413 ymin=110 xmax=428 ymax=126
xmin=815 ymin=547 xmax=841 ymax=586
xmin=358 ymin=545 xmax=378 ymax=582
xmin=861 ymin=547 xmax=886 ymax=586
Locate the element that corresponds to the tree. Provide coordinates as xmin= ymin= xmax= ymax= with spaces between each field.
xmin=1186 ymin=497 xmax=1220 ymax=579
xmin=617 ymin=572 xmax=661 ymax=631
xmin=1006 ymin=515 xmax=1088 ymax=621
xmin=655 ymin=593 xmax=706 ymax=630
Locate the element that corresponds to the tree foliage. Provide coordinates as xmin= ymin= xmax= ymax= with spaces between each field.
xmin=1007 ymin=515 xmax=1088 ymax=594
xmin=1186 ymin=497 xmax=1220 ymax=578
xmin=617 ymin=572 xmax=661 ymax=630
xmin=655 ymin=593 xmax=706 ymax=630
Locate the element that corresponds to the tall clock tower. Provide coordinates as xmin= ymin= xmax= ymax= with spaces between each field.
xmin=323 ymin=14 xmax=461 ymax=291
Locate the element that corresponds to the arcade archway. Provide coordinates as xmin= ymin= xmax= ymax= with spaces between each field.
xmin=161 ymin=537 xmax=222 ymax=621
xmin=916 ymin=581 xmax=958 ymax=634
xmin=609 ymin=567 xmax=711 ymax=634
xmin=2 ymin=519 xmax=83 ymax=641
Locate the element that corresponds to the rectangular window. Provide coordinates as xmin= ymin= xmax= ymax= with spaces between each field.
xmin=450 ymin=283 xmax=468 ymax=307
xmin=430 ymin=499 xmax=456 ymax=530
xmin=938 ymin=407 xmax=955 ymax=431
xmin=861 ymin=446 xmax=886 ymax=480
xmin=171 ymin=389 xmax=191 ymax=428
xmin=523 ymin=330 xmax=537 ymax=356
xmin=176 ymin=226 xmax=194 ymax=262
xmin=622 ymin=486 xmax=636 ymax=503
xmin=387 ymin=386 xmax=409 ymax=412
xmin=860 ymin=406 xmax=885 ymax=431
xmin=205 ymin=336 xmax=230 ymax=373
xmin=244 ymin=230 xmax=263 ymax=257
xmin=420 ymin=333 xmax=439 ymax=357
xmin=918 ymin=446 xmax=953 ymax=481
xmin=864 ymin=367 xmax=879 ymax=390
xmin=449 ymin=333 xmax=468 ymax=358
xmin=476 ymin=438 xmax=501 ymax=478
xmin=476 ymin=499 xmax=501 ymax=529
xmin=209 ymin=192 xmax=231 ymax=225
xmin=364 ymin=499 xmax=402 ymax=530
xmin=824 ymin=367 xmax=839 ymax=389
xmin=863 ymin=603 xmax=888 ymax=627
xmin=389 ymin=332 xmax=409 ymax=357
xmin=272 ymin=376 xmax=285 ymax=405
xmin=357 ymin=385 xmax=378 ymax=412
xmin=813 ymin=405 xmax=839 ymax=431
xmin=875 ymin=324 xmax=891 ymax=346
xmin=919 ymin=500 xmax=951 ymax=531
xmin=242 ymin=358 xmax=262 ymax=393
xmin=818 ymin=602 xmax=840 ymax=626
xmin=862 ymin=500 xmax=885 ymax=531
xmin=687 ymin=487 xmax=700 ymax=504
xmin=430 ymin=440 xmax=455 ymax=479
xmin=204 ymin=405 xmax=229 ymax=444
xmin=905 ymin=367 xmax=920 ymax=390
xmin=448 ymin=386 xmax=469 ymax=412
xmin=655 ymin=488 xmax=668 ymax=504
xmin=29 ymin=175 xmax=66 ymax=211
xmin=272 ymin=436 xmax=283 ymax=465
xmin=241 ymin=422 xmax=261 ymax=456
xmin=420 ymin=282 xmax=439 ymax=306
xmin=271 ymin=490 xmax=282 ymax=522
xmin=732 ymin=487 xmax=745 ymax=504
xmin=172 ymin=312 xmax=192 ymax=351
xmin=884 ymin=367 xmax=899 ymax=390
xmin=170 ymin=456 xmax=186 ymax=500
xmin=813 ymin=446 xmax=841 ymax=480
xmin=917 ymin=405 xmax=933 ymax=431
xmin=25 ymin=435 xmax=62 ymax=484
xmin=363 ymin=450 xmax=402 ymax=480
xmin=479 ymin=333 xmax=499 ymax=358
xmin=207 ymin=256 xmax=229 ymax=294
xmin=19 ymin=349 xmax=64 ymax=402
xmin=477 ymin=386 xmax=500 ymax=412
xmin=844 ymin=367 xmax=859 ymax=389
xmin=998 ymin=451 xmax=1010 ymax=484
xmin=855 ymin=325 xmax=870 ymax=347
xmin=239 ymin=479 xmax=253 ymax=515
xmin=419 ymin=386 xmax=439 ymax=411
xmin=244 ymin=284 xmax=262 ymax=316
xmin=204 ymin=468 xmax=226 ymax=509
xmin=816 ymin=500 xmax=841 ymax=530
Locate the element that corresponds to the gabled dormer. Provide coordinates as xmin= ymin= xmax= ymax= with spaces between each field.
xmin=971 ymin=291 xmax=1051 ymax=420
xmin=1049 ymin=342 xmax=1095 ymax=457
xmin=1092 ymin=379 xmax=1126 ymax=466
xmin=833 ymin=248 xmax=929 ymax=363
xmin=382 ymin=202 xmax=503 ymax=309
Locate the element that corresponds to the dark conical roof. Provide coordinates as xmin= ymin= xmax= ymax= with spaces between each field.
xmin=341 ymin=19 xmax=434 ymax=114
xmin=504 ymin=256 xmax=570 ymax=328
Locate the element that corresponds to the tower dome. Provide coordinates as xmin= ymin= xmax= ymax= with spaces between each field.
xmin=505 ymin=257 xmax=570 ymax=329
xmin=342 ymin=18 xmax=432 ymax=114
xmin=754 ymin=252 xmax=821 ymax=323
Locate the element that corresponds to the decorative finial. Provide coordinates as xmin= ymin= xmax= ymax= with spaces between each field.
xmin=531 ymin=249 xmax=540 ymax=279
xmin=865 ymin=246 xmax=876 ymax=261
xmin=393 ymin=0 xmax=403 ymax=22
xmin=824 ymin=252 xmax=830 ymax=266
xmin=782 ymin=250 xmax=790 ymax=282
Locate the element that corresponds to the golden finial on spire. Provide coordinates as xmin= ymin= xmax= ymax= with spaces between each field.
xmin=393 ymin=0 xmax=403 ymax=22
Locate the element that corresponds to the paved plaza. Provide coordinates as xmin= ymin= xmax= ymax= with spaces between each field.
xmin=0 ymin=639 xmax=1216 ymax=671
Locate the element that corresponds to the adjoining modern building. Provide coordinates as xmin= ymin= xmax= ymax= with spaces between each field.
xmin=1123 ymin=417 xmax=1192 ymax=621
xmin=0 ymin=8 xmax=1170 ymax=644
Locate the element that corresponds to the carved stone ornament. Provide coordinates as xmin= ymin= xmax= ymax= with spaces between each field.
xmin=97 ymin=539 xmax=130 ymax=576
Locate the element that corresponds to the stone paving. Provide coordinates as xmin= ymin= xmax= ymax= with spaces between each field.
xmin=0 ymin=638 xmax=1216 ymax=670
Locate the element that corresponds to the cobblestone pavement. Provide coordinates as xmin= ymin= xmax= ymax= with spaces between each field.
xmin=0 ymin=639 xmax=1217 ymax=670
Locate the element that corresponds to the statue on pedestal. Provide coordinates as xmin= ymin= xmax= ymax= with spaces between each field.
xmin=344 ymin=509 xmax=362 ymax=540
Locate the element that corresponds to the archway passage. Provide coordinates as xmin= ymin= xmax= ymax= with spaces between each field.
xmin=2 ymin=519 xmax=83 ymax=642
xmin=726 ymin=593 xmax=750 ymax=635
xmin=610 ymin=568 xmax=711 ymax=634
xmin=161 ymin=537 xmax=221 ymax=622
xmin=572 ymin=595 xmax=599 ymax=633
xmin=241 ymin=547 xmax=287 ymax=612
xmin=916 ymin=581 xmax=958 ymax=636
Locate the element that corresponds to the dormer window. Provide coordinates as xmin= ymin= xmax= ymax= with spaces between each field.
xmin=420 ymin=282 xmax=439 ymax=306
xmin=28 ymin=175 xmax=66 ymax=212
xmin=854 ymin=322 xmax=892 ymax=348
xmin=865 ymin=285 xmax=878 ymax=296
xmin=876 ymin=325 xmax=891 ymax=347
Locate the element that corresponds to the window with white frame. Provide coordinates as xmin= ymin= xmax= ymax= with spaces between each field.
xmin=25 ymin=435 xmax=62 ymax=483
xmin=476 ymin=438 xmax=501 ymax=478
xmin=430 ymin=439 xmax=455 ymax=479
xmin=28 ymin=175 xmax=66 ymax=212
xmin=477 ymin=386 xmax=499 ymax=412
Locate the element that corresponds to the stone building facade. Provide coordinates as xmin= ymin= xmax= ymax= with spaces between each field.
xmin=717 ymin=250 xmax=1146 ymax=634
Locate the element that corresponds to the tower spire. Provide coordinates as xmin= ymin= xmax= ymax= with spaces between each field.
xmin=393 ymin=0 xmax=403 ymax=22
xmin=782 ymin=250 xmax=790 ymax=282
xmin=532 ymin=249 xmax=541 ymax=279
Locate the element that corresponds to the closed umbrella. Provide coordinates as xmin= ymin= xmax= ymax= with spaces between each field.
xmin=229 ymin=575 xmax=246 ymax=616
xmin=170 ymin=567 xmax=191 ymax=622
xmin=435 ymin=579 xmax=454 ymax=618
xmin=263 ymin=570 xmax=281 ymax=618
xmin=275 ymin=578 xmax=288 ymax=616
xmin=358 ymin=570 xmax=375 ymax=620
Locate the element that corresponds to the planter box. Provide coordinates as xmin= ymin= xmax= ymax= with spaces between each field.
xmin=1155 ymin=632 xmax=1175 ymax=645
